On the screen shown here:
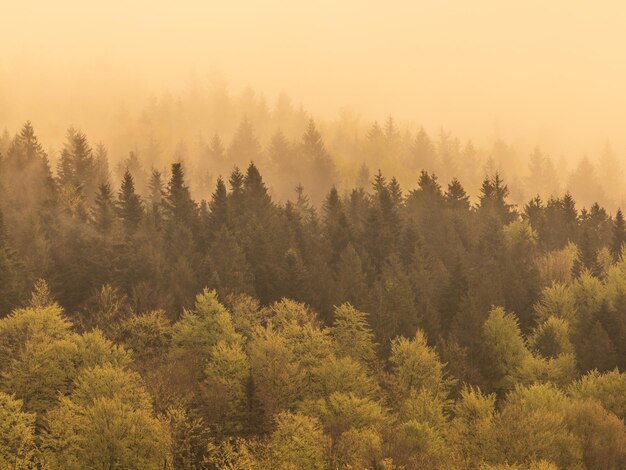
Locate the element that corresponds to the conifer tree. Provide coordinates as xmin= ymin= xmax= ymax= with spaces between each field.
xmin=57 ymin=128 xmax=98 ymax=201
xmin=323 ymin=187 xmax=351 ymax=264
xmin=163 ymin=162 xmax=196 ymax=227
xmin=228 ymin=117 xmax=262 ymax=168
xmin=300 ymin=119 xmax=336 ymax=203
xmin=208 ymin=176 xmax=229 ymax=231
xmin=445 ymin=178 xmax=470 ymax=210
xmin=410 ymin=127 xmax=437 ymax=171
xmin=2 ymin=122 xmax=56 ymax=213
xmin=117 ymin=170 xmax=143 ymax=234
xmin=146 ymin=169 xmax=164 ymax=229
xmin=242 ymin=162 xmax=272 ymax=213
xmin=611 ymin=208 xmax=626 ymax=261
xmin=93 ymin=183 xmax=116 ymax=235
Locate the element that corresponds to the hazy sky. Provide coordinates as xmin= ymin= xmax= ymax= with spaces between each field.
xmin=2 ymin=1 xmax=626 ymax=154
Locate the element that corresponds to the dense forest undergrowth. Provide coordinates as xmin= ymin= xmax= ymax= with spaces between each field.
xmin=1 ymin=122 xmax=626 ymax=468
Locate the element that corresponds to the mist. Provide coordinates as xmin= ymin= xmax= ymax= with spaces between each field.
xmin=3 ymin=1 xmax=626 ymax=156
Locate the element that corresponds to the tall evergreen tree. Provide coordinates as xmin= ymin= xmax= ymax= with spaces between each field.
xmin=163 ymin=162 xmax=196 ymax=227
xmin=611 ymin=209 xmax=626 ymax=261
xmin=300 ymin=119 xmax=336 ymax=204
xmin=323 ymin=187 xmax=351 ymax=265
xmin=208 ymin=176 xmax=229 ymax=231
xmin=445 ymin=178 xmax=470 ymax=211
xmin=117 ymin=171 xmax=143 ymax=234
xmin=93 ymin=183 xmax=116 ymax=235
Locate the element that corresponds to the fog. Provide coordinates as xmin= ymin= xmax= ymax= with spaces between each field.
xmin=2 ymin=1 xmax=626 ymax=209
xmin=2 ymin=2 xmax=626 ymax=148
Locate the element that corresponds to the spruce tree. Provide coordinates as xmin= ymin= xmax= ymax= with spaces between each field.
xmin=445 ymin=178 xmax=470 ymax=210
xmin=146 ymin=170 xmax=164 ymax=230
xmin=300 ymin=119 xmax=335 ymax=203
xmin=611 ymin=208 xmax=626 ymax=261
xmin=228 ymin=117 xmax=262 ymax=168
xmin=117 ymin=170 xmax=143 ymax=234
xmin=208 ymin=176 xmax=229 ymax=231
xmin=163 ymin=162 xmax=196 ymax=227
xmin=93 ymin=183 xmax=116 ymax=234
xmin=323 ymin=187 xmax=351 ymax=264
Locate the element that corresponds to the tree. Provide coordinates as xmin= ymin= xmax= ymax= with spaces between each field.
xmin=330 ymin=303 xmax=377 ymax=365
xmin=389 ymin=330 xmax=449 ymax=398
xmin=300 ymin=119 xmax=336 ymax=204
xmin=323 ymin=187 xmax=351 ymax=265
xmin=1 ymin=121 xmax=56 ymax=214
xmin=478 ymin=173 xmax=515 ymax=224
xmin=204 ymin=226 xmax=255 ymax=298
xmin=0 ymin=209 xmax=25 ymax=312
xmin=207 ymin=176 xmax=229 ymax=232
xmin=0 ymin=392 xmax=36 ymax=469
xmin=409 ymin=127 xmax=437 ymax=171
xmin=445 ymin=178 xmax=470 ymax=210
xmin=169 ymin=289 xmax=242 ymax=378
xmin=93 ymin=183 xmax=116 ymax=235
xmin=332 ymin=244 xmax=368 ymax=308
xmin=267 ymin=412 xmax=329 ymax=469
xmin=42 ymin=365 xmax=171 ymax=469
xmin=227 ymin=117 xmax=262 ymax=169
xmin=611 ymin=209 xmax=626 ymax=261
xmin=163 ymin=162 xmax=197 ymax=228
xmin=116 ymin=170 xmax=143 ymax=233
xmin=57 ymin=128 xmax=99 ymax=202
xmin=494 ymin=384 xmax=583 ymax=468
xmin=481 ymin=307 xmax=530 ymax=394
xmin=569 ymin=369 xmax=626 ymax=421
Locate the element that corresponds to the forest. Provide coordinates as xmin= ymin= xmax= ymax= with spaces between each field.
xmin=1 ymin=120 xmax=626 ymax=469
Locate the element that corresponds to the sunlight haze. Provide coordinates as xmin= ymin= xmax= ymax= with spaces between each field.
xmin=2 ymin=1 xmax=626 ymax=155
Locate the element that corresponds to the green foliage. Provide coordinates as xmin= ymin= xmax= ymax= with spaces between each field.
xmin=0 ymin=392 xmax=36 ymax=469
xmin=569 ymin=369 xmax=626 ymax=420
xmin=389 ymin=330 xmax=450 ymax=397
xmin=267 ymin=412 xmax=329 ymax=470
xmin=481 ymin=307 xmax=530 ymax=392
xmin=330 ymin=303 xmax=377 ymax=365
xmin=170 ymin=288 xmax=241 ymax=375
xmin=494 ymin=384 xmax=583 ymax=468
xmin=3 ymin=125 xmax=626 ymax=468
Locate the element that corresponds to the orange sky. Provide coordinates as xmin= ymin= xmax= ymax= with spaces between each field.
xmin=2 ymin=1 xmax=626 ymax=157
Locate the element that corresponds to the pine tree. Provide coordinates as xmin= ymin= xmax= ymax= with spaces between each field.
xmin=268 ymin=130 xmax=294 ymax=190
xmin=93 ymin=143 xmax=111 ymax=188
xmin=0 ymin=208 xmax=24 ymax=312
xmin=445 ymin=178 xmax=470 ymax=210
xmin=117 ymin=170 xmax=143 ymax=234
xmin=205 ymin=225 xmax=255 ymax=298
xmin=478 ymin=173 xmax=515 ymax=224
xmin=333 ymin=244 xmax=368 ymax=308
xmin=300 ymin=119 xmax=335 ymax=203
xmin=208 ymin=176 xmax=229 ymax=231
xmin=228 ymin=166 xmax=245 ymax=210
xmin=410 ymin=127 xmax=437 ymax=171
xmin=93 ymin=183 xmax=116 ymax=234
xmin=146 ymin=169 xmax=164 ymax=230
xmin=2 ymin=122 xmax=56 ymax=213
xmin=323 ymin=187 xmax=351 ymax=264
xmin=573 ymin=226 xmax=599 ymax=278
xmin=611 ymin=209 xmax=626 ymax=261
xmin=365 ymin=171 xmax=401 ymax=272
xmin=228 ymin=117 xmax=262 ymax=168
xmin=243 ymin=162 xmax=272 ymax=213
xmin=163 ymin=162 xmax=196 ymax=227
xmin=438 ymin=256 xmax=468 ymax=335
xmin=57 ymin=128 xmax=98 ymax=201
xmin=205 ymin=133 xmax=227 ymax=175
